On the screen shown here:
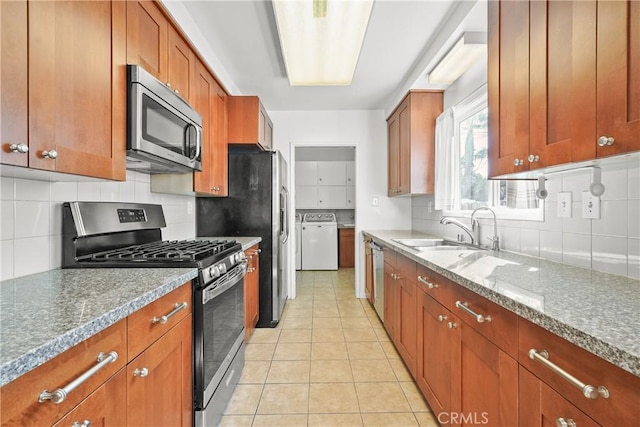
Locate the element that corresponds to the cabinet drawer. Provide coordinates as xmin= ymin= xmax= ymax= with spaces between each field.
xmin=450 ymin=284 xmax=518 ymax=358
xmin=519 ymin=319 xmax=640 ymax=426
xmin=1 ymin=320 xmax=127 ymax=426
xmin=127 ymin=281 xmax=192 ymax=361
xmin=416 ymin=264 xmax=452 ymax=309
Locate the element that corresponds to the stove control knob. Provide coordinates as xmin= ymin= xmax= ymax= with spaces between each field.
xmin=219 ymin=264 xmax=227 ymax=275
xmin=209 ymin=266 xmax=220 ymax=279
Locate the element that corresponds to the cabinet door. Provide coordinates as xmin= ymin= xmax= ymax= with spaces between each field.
xmin=364 ymin=242 xmax=374 ymax=304
xmin=318 ymin=186 xmax=346 ymax=208
xmin=395 ymin=256 xmax=417 ymax=377
xmin=318 ymin=161 xmax=347 ymax=185
xmin=596 ymin=0 xmax=640 ymax=156
xmin=387 ymin=112 xmax=400 ymax=196
xmin=346 ymin=186 xmax=355 ymax=208
xmin=296 ymin=186 xmax=318 ymax=208
xmin=416 ymin=290 xmax=452 ymax=417
xmin=128 ymin=314 xmax=193 ymax=427
xmin=488 ymin=0 xmax=530 ymax=177
xmin=383 ymin=262 xmax=398 ymax=340
xmin=1 ymin=0 xmax=28 ymax=167
xmin=346 ymin=161 xmax=355 ymax=185
xmin=168 ymin=25 xmax=195 ymax=105
xmin=529 ymin=0 xmax=597 ymax=168
xmin=450 ymin=319 xmax=518 ymax=427
xmin=126 ymin=0 xmax=168 ymax=82
xmin=296 ymin=161 xmax=318 ymax=186
xmin=265 ymin=119 xmax=274 ymax=151
xmin=29 ymin=0 xmax=126 ymax=180
xmin=211 ymin=81 xmax=228 ymax=196
xmin=338 ymin=228 xmax=355 ymax=268
xmin=245 ymin=244 xmax=260 ymax=340
xmin=519 ymin=366 xmax=600 ymax=427
xmin=397 ymin=100 xmax=411 ymax=195
xmin=193 ymin=60 xmax=214 ymax=195
xmin=53 ymin=369 xmax=127 ymax=427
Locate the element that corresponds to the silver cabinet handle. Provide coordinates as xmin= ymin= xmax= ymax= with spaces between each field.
xmin=447 ymin=321 xmax=458 ymax=329
xmin=556 ymin=418 xmax=576 ymax=427
xmin=9 ymin=143 xmax=28 ymax=153
xmin=133 ymin=367 xmax=149 ymax=377
xmin=528 ymin=154 xmax=540 ymax=163
xmin=38 ymin=351 xmax=118 ymax=404
xmin=597 ymin=136 xmax=615 ymax=147
xmin=513 ymin=159 xmax=524 ymax=166
xmin=417 ymin=276 xmax=438 ymax=289
xmin=41 ymin=149 xmax=58 ymax=159
xmin=529 ymin=349 xmax=610 ymax=400
xmin=72 ymin=420 xmax=92 ymax=427
xmin=455 ymin=301 xmax=491 ymax=323
xmin=437 ymin=315 xmax=447 ymax=322
xmin=151 ymin=301 xmax=188 ymax=325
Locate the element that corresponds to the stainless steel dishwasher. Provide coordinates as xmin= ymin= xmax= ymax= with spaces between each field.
xmin=369 ymin=241 xmax=384 ymax=320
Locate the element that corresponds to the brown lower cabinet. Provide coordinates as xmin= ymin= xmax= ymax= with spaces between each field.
xmin=244 ymin=243 xmax=260 ymax=340
xmin=338 ymin=228 xmax=355 ymax=268
xmin=1 ymin=282 xmax=193 ymax=426
xmin=376 ymin=243 xmax=640 ymax=426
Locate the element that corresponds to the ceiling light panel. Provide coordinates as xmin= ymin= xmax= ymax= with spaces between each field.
xmin=273 ymin=0 xmax=374 ymax=86
xmin=428 ymin=32 xmax=487 ymax=85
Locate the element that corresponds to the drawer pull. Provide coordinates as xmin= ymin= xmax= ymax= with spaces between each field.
xmin=455 ymin=301 xmax=491 ymax=323
xmin=529 ymin=349 xmax=610 ymax=400
xmin=72 ymin=420 xmax=91 ymax=427
xmin=38 ymin=351 xmax=118 ymax=404
xmin=151 ymin=301 xmax=188 ymax=325
xmin=437 ymin=315 xmax=448 ymax=322
xmin=556 ymin=418 xmax=576 ymax=427
xmin=417 ymin=276 xmax=438 ymax=289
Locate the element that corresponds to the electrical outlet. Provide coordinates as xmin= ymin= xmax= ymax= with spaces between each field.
xmin=582 ymin=191 xmax=600 ymax=219
xmin=187 ymin=201 xmax=193 ymax=215
xmin=372 ymin=196 xmax=379 ymax=207
xmin=557 ymin=192 xmax=572 ymax=218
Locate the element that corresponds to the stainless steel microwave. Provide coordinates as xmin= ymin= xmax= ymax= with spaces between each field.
xmin=126 ymin=64 xmax=202 ymax=173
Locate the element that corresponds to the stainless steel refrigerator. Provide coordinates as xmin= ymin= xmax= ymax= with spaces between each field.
xmin=197 ymin=150 xmax=289 ymax=327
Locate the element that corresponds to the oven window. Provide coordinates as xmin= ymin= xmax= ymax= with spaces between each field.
xmin=142 ymin=94 xmax=190 ymax=154
xmin=202 ymin=276 xmax=245 ymax=388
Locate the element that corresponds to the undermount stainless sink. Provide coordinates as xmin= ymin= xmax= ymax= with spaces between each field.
xmin=392 ymin=238 xmax=485 ymax=252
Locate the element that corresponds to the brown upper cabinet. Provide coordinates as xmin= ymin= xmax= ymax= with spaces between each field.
xmin=127 ymin=1 xmax=196 ymax=105
xmin=192 ymin=60 xmax=228 ymax=197
xmin=1 ymin=0 xmax=127 ymax=180
xmin=228 ymin=96 xmax=274 ymax=151
xmin=387 ymin=91 xmax=443 ymax=196
xmin=488 ymin=0 xmax=640 ymax=178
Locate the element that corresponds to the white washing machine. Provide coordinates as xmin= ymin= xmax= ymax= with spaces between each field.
xmin=301 ymin=213 xmax=338 ymax=270
xmin=295 ymin=213 xmax=302 ymax=270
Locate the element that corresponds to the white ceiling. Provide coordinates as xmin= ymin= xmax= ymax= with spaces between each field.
xmin=177 ymin=0 xmax=487 ymax=112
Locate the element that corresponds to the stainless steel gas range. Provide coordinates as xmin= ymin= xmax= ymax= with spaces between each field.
xmin=62 ymin=201 xmax=246 ymax=426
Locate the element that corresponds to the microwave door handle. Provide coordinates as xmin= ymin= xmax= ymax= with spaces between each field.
xmin=189 ymin=125 xmax=201 ymax=162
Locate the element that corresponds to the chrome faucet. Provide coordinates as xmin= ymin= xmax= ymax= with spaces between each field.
xmin=471 ymin=207 xmax=500 ymax=251
xmin=439 ymin=216 xmax=478 ymax=245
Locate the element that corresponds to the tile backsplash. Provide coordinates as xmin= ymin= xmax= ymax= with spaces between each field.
xmin=412 ymin=158 xmax=640 ymax=279
xmin=0 ymin=171 xmax=196 ymax=280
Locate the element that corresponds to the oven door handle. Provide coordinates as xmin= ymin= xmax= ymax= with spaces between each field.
xmin=202 ymin=261 xmax=248 ymax=304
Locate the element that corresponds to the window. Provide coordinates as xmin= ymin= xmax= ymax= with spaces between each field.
xmin=442 ymin=87 xmax=543 ymax=221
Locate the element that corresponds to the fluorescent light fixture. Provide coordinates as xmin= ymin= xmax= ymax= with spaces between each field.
xmin=272 ymin=0 xmax=374 ymax=86
xmin=428 ymin=32 xmax=487 ymax=85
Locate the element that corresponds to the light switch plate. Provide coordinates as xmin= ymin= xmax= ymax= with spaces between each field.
xmin=557 ymin=192 xmax=572 ymax=218
xmin=582 ymin=191 xmax=600 ymax=219
xmin=372 ymin=196 xmax=379 ymax=207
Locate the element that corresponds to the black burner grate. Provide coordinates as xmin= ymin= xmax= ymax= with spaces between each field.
xmin=77 ymin=240 xmax=237 ymax=263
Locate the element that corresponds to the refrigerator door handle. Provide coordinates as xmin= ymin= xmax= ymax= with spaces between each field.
xmin=280 ymin=186 xmax=290 ymax=243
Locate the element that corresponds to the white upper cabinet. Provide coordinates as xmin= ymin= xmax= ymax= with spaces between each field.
xmin=346 ymin=161 xmax=355 ymax=185
xmin=317 ymin=162 xmax=347 ymax=185
xmin=295 ymin=161 xmax=318 ymax=186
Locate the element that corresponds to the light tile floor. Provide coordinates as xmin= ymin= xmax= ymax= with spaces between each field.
xmin=221 ymin=269 xmax=439 ymax=427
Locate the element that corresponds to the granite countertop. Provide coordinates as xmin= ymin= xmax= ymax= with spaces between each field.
xmin=0 ymin=268 xmax=197 ymax=387
xmin=363 ymin=229 xmax=640 ymax=377
xmin=197 ymin=236 xmax=262 ymax=250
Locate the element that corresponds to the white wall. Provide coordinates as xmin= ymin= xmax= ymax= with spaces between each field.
xmin=269 ymin=110 xmax=412 ymax=298
xmin=412 ymin=159 xmax=640 ymax=279
xmin=0 ymin=171 xmax=196 ymax=280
